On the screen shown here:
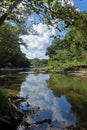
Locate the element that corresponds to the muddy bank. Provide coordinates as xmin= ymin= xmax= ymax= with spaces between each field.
xmin=32 ymin=68 xmax=87 ymax=77
xmin=0 ymin=68 xmax=29 ymax=73
xmin=0 ymin=67 xmax=87 ymax=77
xmin=66 ymin=70 xmax=87 ymax=77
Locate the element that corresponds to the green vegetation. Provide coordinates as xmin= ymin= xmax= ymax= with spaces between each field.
xmin=0 ymin=23 xmax=30 ymax=68
xmin=46 ymin=11 xmax=87 ymax=70
xmin=0 ymin=73 xmax=27 ymax=114
xmin=47 ymin=74 xmax=87 ymax=128
xmin=0 ymin=0 xmax=86 ymax=31
xmin=30 ymin=58 xmax=48 ymax=68
xmin=0 ymin=0 xmax=87 ymax=70
xmin=0 ymin=1 xmax=87 ymax=128
xmin=0 ymin=88 xmax=18 ymax=113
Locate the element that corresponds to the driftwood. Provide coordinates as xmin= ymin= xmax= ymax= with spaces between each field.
xmin=0 ymin=96 xmax=86 ymax=130
xmin=32 ymin=119 xmax=51 ymax=125
xmin=0 ymin=96 xmax=27 ymax=128
xmin=17 ymin=119 xmax=51 ymax=129
xmin=8 ymin=97 xmax=25 ymax=120
xmin=7 ymin=96 xmax=51 ymax=129
xmin=0 ymin=116 xmax=11 ymax=124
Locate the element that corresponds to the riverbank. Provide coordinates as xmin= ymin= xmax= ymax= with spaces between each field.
xmin=52 ymin=70 xmax=87 ymax=78
xmin=32 ymin=68 xmax=87 ymax=78
xmin=0 ymin=68 xmax=29 ymax=73
xmin=0 ymin=67 xmax=87 ymax=78
xmin=67 ymin=70 xmax=87 ymax=77
xmin=0 ymin=69 xmax=87 ymax=130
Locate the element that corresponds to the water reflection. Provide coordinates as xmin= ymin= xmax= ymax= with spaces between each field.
xmin=0 ymin=73 xmax=27 ymax=114
xmin=47 ymin=74 xmax=87 ymax=129
xmin=19 ymin=73 xmax=77 ymax=129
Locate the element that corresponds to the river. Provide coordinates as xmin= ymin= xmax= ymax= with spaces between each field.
xmin=0 ymin=71 xmax=87 ymax=130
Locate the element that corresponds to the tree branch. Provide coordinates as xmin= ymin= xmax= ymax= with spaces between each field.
xmin=0 ymin=0 xmax=22 ymax=26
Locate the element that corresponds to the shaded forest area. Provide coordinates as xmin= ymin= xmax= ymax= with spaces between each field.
xmin=46 ymin=25 xmax=87 ymax=70
xmin=0 ymin=23 xmax=30 ymax=68
xmin=0 ymin=1 xmax=87 ymax=130
xmin=0 ymin=0 xmax=87 ymax=70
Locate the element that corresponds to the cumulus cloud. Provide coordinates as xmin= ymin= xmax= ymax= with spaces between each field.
xmin=20 ymin=0 xmax=75 ymax=59
xmin=20 ymin=23 xmax=56 ymax=59
xmin=19 ymin=73 xmax=76 ymax=128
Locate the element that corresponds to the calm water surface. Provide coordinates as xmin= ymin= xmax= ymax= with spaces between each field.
xmin=0 ymin=72 xmax=87 ymax=130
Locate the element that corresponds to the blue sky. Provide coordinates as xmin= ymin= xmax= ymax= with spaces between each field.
xmin=21 ymin=0 xmax=87 ymax=59
xmin=73 ymin=0 xmax=87 ymax=11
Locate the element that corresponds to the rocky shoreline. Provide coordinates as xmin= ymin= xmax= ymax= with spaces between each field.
xmin=67 ymin=70 xmax=87 ymax=77
xmin=0 ymin=67 xmax=87 ymax=77
xmin=33 ymin=68 xmax=87 ymax=77
xmin=0 ymin=68 xmax=29 ymax=72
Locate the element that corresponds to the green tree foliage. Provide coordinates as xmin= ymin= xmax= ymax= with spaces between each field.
xmin=30 ymin=58 xmax=48 ymax=67
xmin=0 ymin=0 xmax=85 ymax=30
xmin=0 ymin=0 xmax=87 ymax=70
xmin=46 ymin=38 xmax=62 ymax=59
xmin=0 ymin=23 xmax=30 ymax=67
xmin=0 ymin=0 xmax=32 ymax=26
xmin=47 ymin=73 xmax=87 ymax=128
xmin=46 ymin=11 xmax=87 ymax=70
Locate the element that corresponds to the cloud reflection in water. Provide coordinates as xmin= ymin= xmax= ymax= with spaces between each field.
xmin=19 ymin=73 xmax=76 ymax=128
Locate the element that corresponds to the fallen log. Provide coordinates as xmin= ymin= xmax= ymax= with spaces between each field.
xmin=8 ymin=96 xmax=27 ymax=104
xmin=30 ymin=119 xmax=51 ymax=126
xmin=8 ymin=97 xmax=26 ymax=121
xmin=3 ymin=96 xmax=86 ymax=130
xmin=17 ymin=118 xmax=52 ymax=130
xmin=0 ymin=116 xmax=11 ymax=124
xmin=7 ymin=96 xmax=53 ymax=130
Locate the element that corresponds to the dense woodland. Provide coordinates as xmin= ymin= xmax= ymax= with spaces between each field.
xmin=0 ymin=23 xmax=30 ymax=67
xmin=46 ymin=25 xmax=87 ymax=70
xmin=0 ymin=0 xmax=87 ymax=70
xmin=30 ymin=58 xmax=48 ymax=67
xmin=0 ymin=1 xmax=87 ymax=130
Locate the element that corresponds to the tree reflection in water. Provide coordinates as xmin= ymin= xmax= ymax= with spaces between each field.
xmin=0 ymin=72 xmax=87 ymax=130
xmin=18 ymin=73 xmax=78 ymax=130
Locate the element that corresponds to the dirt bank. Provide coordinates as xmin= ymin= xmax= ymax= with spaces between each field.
xmin=67 ymin=70 xmax=87 ymax=78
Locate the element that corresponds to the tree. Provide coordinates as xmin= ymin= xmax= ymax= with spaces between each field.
xmin=46 ymin=37 xmax=62 ymax=59
xmin=0 ymin=0 xmax=87 ymax=69
xmin=46 ymin=17 xmax=87 ymax=70
xmin=0 ymin=22 xmax=30 ymax=67
xmin=0 ymin=0 xmax=86 ymax=31
xmin=30 ymin=58 xmax=48 ymax=67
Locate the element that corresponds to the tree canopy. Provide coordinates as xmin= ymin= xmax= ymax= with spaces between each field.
xmin=46 ymin=16 xmax=87 ymax=70
xmin=0 ymin=0 xmax=86 ymax=29
xmin=0 ymin=0 xmax=87 ymax=69
xmin=0 ymin=22 xmax=30 ymax=67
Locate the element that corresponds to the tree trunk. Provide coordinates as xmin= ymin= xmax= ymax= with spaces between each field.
xmin=0 ymin=13 xmax=8 ymax=26
xmin=0 ymin=0 xmax=22 ymax=26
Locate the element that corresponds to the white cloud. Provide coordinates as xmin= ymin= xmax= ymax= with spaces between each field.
xmin=19 ymin=73 xmax=76 ymax=127
xmin=20 ymin=23 xmax=56 ymax=59
xmin=20 ymin=0 xmax=75 ymax=60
